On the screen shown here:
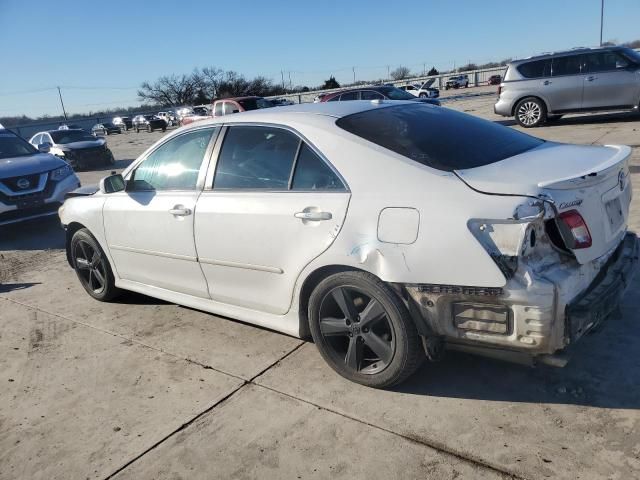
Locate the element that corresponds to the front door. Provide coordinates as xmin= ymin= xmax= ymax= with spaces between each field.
xmin=194 ymin=125 xmax=350 ymax=315
xmin=103 ymin=127 xmax=218 ymax=297
xmin=581 ymin=51 xmax=640 ymax=109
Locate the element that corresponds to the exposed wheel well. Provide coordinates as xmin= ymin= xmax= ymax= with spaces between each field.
xmin=64 ymin=222 xmax=87 ymax=267
xmin=297 ymin=265 xmax=367 ymax=339
xmin=511 ymin=95 xmax=549 ymax=116
xmin=297 ymin=265 xmax=430 ymax=339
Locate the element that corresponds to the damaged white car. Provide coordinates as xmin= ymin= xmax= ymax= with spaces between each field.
xmin=58 ymin=101 xmax=638 ymax=388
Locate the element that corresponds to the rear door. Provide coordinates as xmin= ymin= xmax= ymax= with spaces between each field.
xmin=546 ymin=54 xmax=585 ymax=111
xmin=582 ymin=50 xmax=640 ymax=109
xmin=194 ymin=125 xmax=350 ymax=315
xmin=103 ymin=126 xmax=218 ymax=297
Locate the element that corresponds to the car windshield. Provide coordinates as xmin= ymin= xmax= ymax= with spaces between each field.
xmin=336 ymin=104 xmax=544 ymax=171
xmin=50 ymin=130 xmax=96 ymax=144
xmin=379 ymin=87 xmax=415 ymax=100
xmin=621 ymin=47 xmax=640 ymax=63
xmin=0 ymin=132 xmax=37 ymax=159
xmin=103 ymin=122 xmax=115 ymax=127
xmin=144 ymin=115 xmax=155 ymax=120
xmin=238 ymin=98 xmax=274 ymax=111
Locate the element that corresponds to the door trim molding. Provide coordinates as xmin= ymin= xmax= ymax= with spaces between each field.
xmin=198 ymin=257 xmax=284 ymax=274
xmin=110 ymin=244 xmax=198 ymax=262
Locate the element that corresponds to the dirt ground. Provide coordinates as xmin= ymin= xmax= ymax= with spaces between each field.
xmin=1 ymin=91 xmax=640 ymax=479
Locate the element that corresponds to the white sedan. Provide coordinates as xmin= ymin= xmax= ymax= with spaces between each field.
xmin=58 ymin=101 xmax=637 ymax=387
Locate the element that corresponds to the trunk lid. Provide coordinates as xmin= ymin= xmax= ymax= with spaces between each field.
xmin=455 ymin=142 xmax=632 ymax=264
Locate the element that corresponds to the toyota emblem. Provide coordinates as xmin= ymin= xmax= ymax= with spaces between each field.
xmin=16 ymin=178 xmax=30 ymax=189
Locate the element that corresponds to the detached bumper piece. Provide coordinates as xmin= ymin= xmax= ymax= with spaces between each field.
xmin=566 ymin=233 xmax=639 ymax=342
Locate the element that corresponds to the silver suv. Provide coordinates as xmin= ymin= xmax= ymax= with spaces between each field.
xmin=495 ymin=46 xmax=640 ymax=127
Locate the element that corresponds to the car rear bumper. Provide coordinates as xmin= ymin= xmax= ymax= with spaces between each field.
xmin=565 ymin=232 xmax=638 ymax=342
xmin=405 ymin=233 xmax=638 ymax=364
xmin=493 ymin=97 xmax=513 ymax=116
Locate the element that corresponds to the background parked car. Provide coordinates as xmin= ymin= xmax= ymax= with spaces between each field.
xmin=0 ymin=127 xmax=81 ymax=225
xmin=320 ymin=86 xmax=441 ymax=105
xmin=488 ymin=74 xmax=502 ymax=85
xmin=399 ymin=81 xmax=440 ymax=98
xmin=29 ymin=129 xmax=115 ymax=169
xmin=271 ymin=98 xmax=295 ymax=106
xmin=132 ymin=115 xmax=167 ymax=133
xmin=157 ymin=111 xmax=177 ymax=127
xmin=91 ymin=122 xmax=121 ymax=136
xmin=112 ymin=116 xmax=132 ymax=131
xmin=445 ymin=74 xmax=469 ymax=89
xmin=495 ymin=46 xmax=640 ymax=127
xmin=211 ymin=96 xmax=274 ymax=118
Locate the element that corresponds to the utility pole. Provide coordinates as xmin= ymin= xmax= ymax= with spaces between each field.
xmin=280 ymin=70 xmax=285 ymax=90
xmin=352 ymin=67 xmax=355 ymax=84
xmin=288 ymin=71 xmax=292 ymax=90
xmin=387 ymin=65 xmax=390 ymax=80
xmin=599 ymin=0 xmax=604 ymax=46
xmin=423 ymin=63 xmax=426 ymax=75
xmin=57 ymin=86 xmax=68 ymax=121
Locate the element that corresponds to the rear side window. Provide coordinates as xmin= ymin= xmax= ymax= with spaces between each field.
xmin=552 ymin=55 xmax=582 ymax=76
xmin=583 ymin=51 xmax=629 ymax=72
xmin=340 ymin=91 xmax=359 ymax=101
xmin=336 ymin=104 xmax=544 ymax=171
xmin=292 ymin=144 xmax=343 ymax=190
xmin=517 ymin=59 xmax=550 ymax=78
xmin=214 ymin=102 xmax=223 ymax=116
xmin=223 ymin=102 xmax=239 ymax=115
xmin=213 ymin=126 xmax=299 ymax=189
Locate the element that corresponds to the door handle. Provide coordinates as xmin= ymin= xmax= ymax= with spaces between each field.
xmin=543 ymin=80 xmax=551 ymax=86
xmin=168 ymin=205 xmax=192 ymax=216
xmin=294 ymin=211 xmax=332 ymax=221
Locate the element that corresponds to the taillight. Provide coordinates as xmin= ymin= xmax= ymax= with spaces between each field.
xmin=557 ymin=210 xmax=592 ymax=249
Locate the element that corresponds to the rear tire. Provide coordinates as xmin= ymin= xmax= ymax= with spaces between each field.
xmin=419 ymin=93 xmax=428 ymax=98
xmin=135 ymin=126 xmax=140 ymax=133
xmin=147 ymin=124 xmax=152 ymax=133
xmin=514 ymin=96 xmax=547 ymax=128
xmin=70 ymin=229 xmax=121 ymax=302
xmin=308 ymin=271 xmax=423 ymax=388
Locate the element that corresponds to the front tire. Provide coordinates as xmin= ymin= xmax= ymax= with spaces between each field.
xmin=308 ymin=271 xmax=423 ymax=388
xmin=514 ymin=96 xmax=547 ymax=128
xmin=70 ymin=229 xmax=121 ymax=301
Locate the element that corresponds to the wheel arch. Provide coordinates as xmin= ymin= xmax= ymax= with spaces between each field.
xmin=511 ymin=95 xmax=550 ymax=116
xmin=65 ymin=221 xmax=87 ymax=267
xmin=296 ymin=264 xmax=430 ymax=339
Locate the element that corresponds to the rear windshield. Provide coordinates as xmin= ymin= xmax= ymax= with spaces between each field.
xmin=238 ymin=98 xmax=274 ymax=111
xmin=335 ymin=104 xmax=544 ymax=171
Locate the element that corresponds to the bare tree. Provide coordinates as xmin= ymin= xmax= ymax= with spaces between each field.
xmin=390 ymin=66 xmax=411 ymax=80
xmin=137 ymin=74 xmax=200 ymax=106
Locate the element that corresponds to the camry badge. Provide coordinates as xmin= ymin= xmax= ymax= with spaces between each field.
xmin=618 ymin=170 xmax=625 ymax=192
xmin=16 ymin=178 xmax=30 ymax=189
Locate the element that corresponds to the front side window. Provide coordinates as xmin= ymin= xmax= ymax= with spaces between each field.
xmin=214 ymin=102 xmax=223 ymax=116
xmin=339 ymin=91 xmax=359 ymax=101
xmin=31 ymin=134 xmax=42 ymax=145
xmin=583 ymin=51 xmax=629 ymax=72
xmin=551 ymin=55 xmax=582 ymax=76
xmin=380 ymin=87 xmax=416 ymax=100
xmin=361 ymin=90 xmax=384 ymax=100
xmin=517 ymin=59 xmax=550 ymax=78
xmin=223 ymin=102 xmax=239 ymax=115
xmin=129 ymin=127 xmax=216 ymax=191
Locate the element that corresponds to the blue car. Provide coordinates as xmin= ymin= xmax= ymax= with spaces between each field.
xmin=0 ymin=128 xmax=80 ymax=226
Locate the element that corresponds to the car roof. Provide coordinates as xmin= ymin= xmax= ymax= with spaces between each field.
xmin=511 ymin=45 xmax=622 ymax=64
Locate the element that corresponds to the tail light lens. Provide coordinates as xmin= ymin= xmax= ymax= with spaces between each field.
xmin=558 ymin=210 xmax=592 ymax=249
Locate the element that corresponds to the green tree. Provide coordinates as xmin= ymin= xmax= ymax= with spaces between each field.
xmin=427 ymin=66 xmax=439 ymax=76
xmin=321 ymin=76 xmax=340 ymax=89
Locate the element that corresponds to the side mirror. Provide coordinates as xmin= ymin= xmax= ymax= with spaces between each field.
xmin=99 ymin=173 xmax=125 ymax=194
xmin=38 ymin=142 xmax=52 ymax=153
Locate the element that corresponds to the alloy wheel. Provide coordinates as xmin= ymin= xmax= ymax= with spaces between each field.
xmin=74 ymin=240 xmax=107 ymax=295
xmin=517 ymin=101 xmax=542 ymax=126
xmin=318 ymin=286 xmax=396 ymax=375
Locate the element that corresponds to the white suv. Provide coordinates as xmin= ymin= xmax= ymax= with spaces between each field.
xmin=445 ymin=74 xmax=470 ymax=89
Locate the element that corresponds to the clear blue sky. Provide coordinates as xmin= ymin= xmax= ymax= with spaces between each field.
xmin=1 ymin=0 xmax=638 ymax=118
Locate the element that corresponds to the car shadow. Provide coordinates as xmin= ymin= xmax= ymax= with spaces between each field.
xmin=394 ymin=283 xmax=640 ymax=410
xmin=0 ymin=282 xmax=41 ymax=293
xmin=496 ymin=110 xmax=639 ymax=129
xmin=0 ymin=216 xmax=65 ymax=251
xmin=112 ymin=290 xmax=170 ymax=306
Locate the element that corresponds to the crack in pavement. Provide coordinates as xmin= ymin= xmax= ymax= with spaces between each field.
xmin=1 ymin=296 xmax=524 ymax=480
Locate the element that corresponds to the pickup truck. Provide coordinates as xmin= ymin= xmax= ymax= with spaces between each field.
xmin=445 ymin=74 xmax=469 ymax=89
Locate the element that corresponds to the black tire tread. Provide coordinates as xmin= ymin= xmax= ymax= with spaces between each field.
xmin=71 ymin=228 xmax=121 ymax=302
